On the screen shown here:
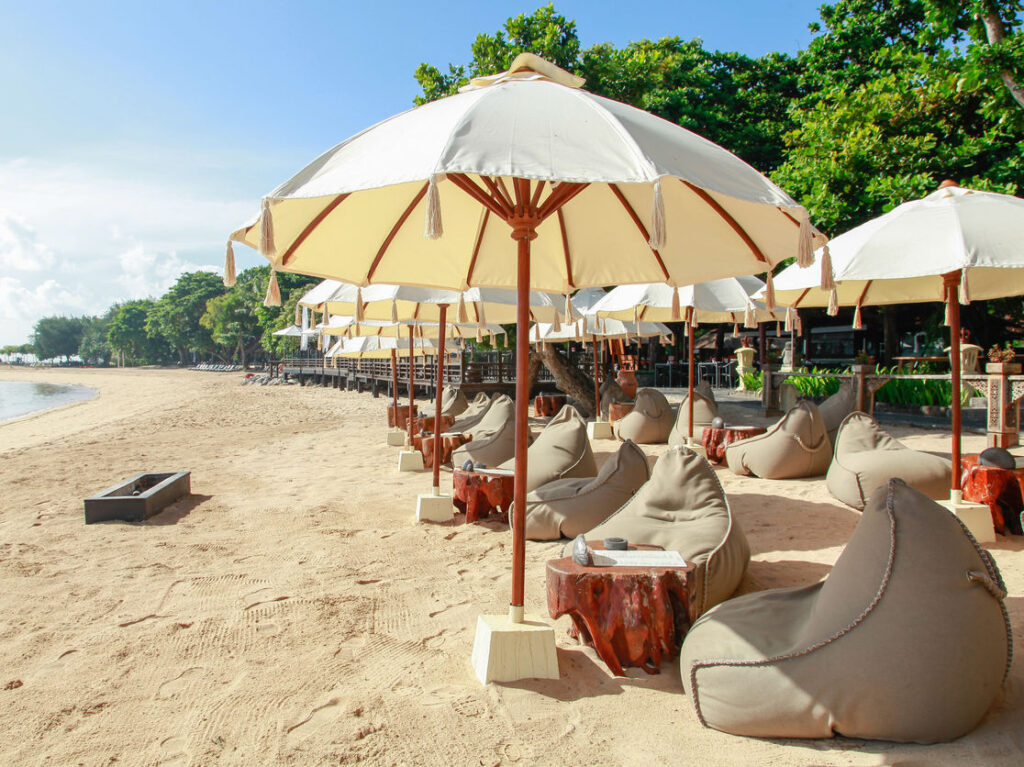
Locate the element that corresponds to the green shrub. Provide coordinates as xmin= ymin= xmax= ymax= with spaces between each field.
xmin=740 ymin=370 xmax=763 ymax=392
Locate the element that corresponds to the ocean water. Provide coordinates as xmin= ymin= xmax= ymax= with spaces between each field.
xmin=0 ymin=380 xmax=98 ymax=423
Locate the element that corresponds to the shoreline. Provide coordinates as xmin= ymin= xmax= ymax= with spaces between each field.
xmin=0 ymin=379 xmax=99 ymax=425
xmin=0 ymin=367 xmax=1020 ymax=765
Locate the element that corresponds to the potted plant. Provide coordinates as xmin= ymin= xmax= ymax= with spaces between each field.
xmin=986 ymin=343 xmax=1021 ymax=375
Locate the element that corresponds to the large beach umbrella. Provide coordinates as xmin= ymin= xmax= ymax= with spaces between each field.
xmin=771 ymin=182 xmax=1024 ymax=511
xmin=592 ymin=276 xmax=784 ymax=444
xmin=228 ymin=53 xmax=823 ymax=678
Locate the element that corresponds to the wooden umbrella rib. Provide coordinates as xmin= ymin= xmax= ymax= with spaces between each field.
xmin=792 ymin=288 xmax=810 ymax=309
xmin=281 ymin=194 xmax=350 ymax=267
xmin=480 ymin=176 xmax=515 ymax=217
xmin=678 ymin=180 xmax=767 ymax=264
xmin=494 ymin=177 xmax=516 ymax=212
xmin=448 ymin=174 xmax=508 ymax=219
xmin=367 ymin=183 xmax=429 ymax=281
xmin=537 ymin=182 xmax=587 ymax=221
xmin=530 ymin=180 xmax=547 ymax=211
xmin=556 ymin=208 xmax=576 ymax=289
xmin=857 ymin=280 xmax=872 ymax=305
xmin=464 ymin=208 xmax=490 ymax=287
xmin=608 ymin=183 xmax=670 ymax=280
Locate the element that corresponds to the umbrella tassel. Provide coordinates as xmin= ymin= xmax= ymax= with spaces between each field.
xmin=259 ymin=197 xmax=275 ymax=257
xmin=733 ymin=323 xmax=739 ymax=338
xmin=785 ymin=306 xmax=794 ymax=332
xmin=827 ymin=287 xmax=839 ymax=316
xmin=263 ymin=269 xmax=281 ymax=307
xmin=853 ymin=302 xmax=863 ymax=330
xmin=424 ymin=174 xmax=444 ymax=239
xmin=776 ymin=322 xmax=782 ymax=337
xmin=797 ymin=208 xmax=813 ymax=268
xmin=223 ymin=241 xmax=236 ymax=287
xmin=764 ymin=269 xmax=776 ymax=310
xmin=960 ymin=267 xmax=970 ymax=305
xmin=671 ymin=287 xmax=681 ymax=320
xmin=457 ymin=293 xmax=468 ymax=323
xmin=391 ymin=299 xmax=398 ymax=323
xmin=820 ymin=243 xmax=835 ymax=291
xmin=564 ymin=293 xmax=573 ymax=321
xmin=477 ymin=301 xmax=487 ymax=330
xmin=552 ymin=308 xmax=561 ymax=333
xmin=355 ymin=288 xmax=364 ymax=322
xmin=743 ymin=302 xmax=755 ymax=328
xmin=795 ymin=311 xmax=803 ymax=335
xmin=648 ymin=179 xmax=666 ymax=250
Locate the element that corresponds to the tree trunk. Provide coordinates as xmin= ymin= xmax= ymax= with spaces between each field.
xmin=981 ymin=6 xmax=1024 ymax=110
xmin=536 ymin=344 xmax=599 ymax=417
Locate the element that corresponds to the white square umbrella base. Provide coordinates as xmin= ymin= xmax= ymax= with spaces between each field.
xmin=938 ymin=493 xmax=995 ymax=544
xmin=416 ymin=491 xmax=454 ymax=523
xmin=398 ymin=449 xmax=424 ymax=472
xmin=587 ymin=421 xmax=614 ymax=440
xmin=386 ymin=429 xmax=407 ymax=446
xmin=472 ymin=610 xmax=559 ymax=684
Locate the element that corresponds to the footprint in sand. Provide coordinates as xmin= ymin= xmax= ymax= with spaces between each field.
xmin=285 ymin=698 xmax=342 ymax=743
xmin=158 ymin=735 xmax=189 ymax=766
xmin=155 ymin=667 xmax=203 ymax=700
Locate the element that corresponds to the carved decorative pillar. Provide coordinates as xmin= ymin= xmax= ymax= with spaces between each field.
xmin=985 ymin=362 xmax=1023 ymax=448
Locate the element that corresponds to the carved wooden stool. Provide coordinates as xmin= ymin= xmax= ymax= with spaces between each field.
xmin=607 ymin=401 xmax=634 ymax=424
xmin=961 ymin=454 xmax=1024 ymax=535
xmin=701 ymin=426 xmax=767 ymax=464
xmin=418 ymin=414 xmax=455 ymax=433
xmin=533 ymin=394 xmax=567 ymax=417
xmin=412 ymin=432 xmax=471 ymax=470
xmin=452 ymin=468 xmax=515 ymax=523
xmin=546 ymin=545 xmax=694 ymax=676
xmin=387 ymin=404 xmax=417 ymax=430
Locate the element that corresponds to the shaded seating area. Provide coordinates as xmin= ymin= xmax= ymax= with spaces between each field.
xmin=451 ymin=394 xmax=518 ymax=467
xmin=498 ymin=405 xmax=596 ymax=492
xmin=726 ymin=401 xmax=832 ymax=480
xmin=522 ymin=439 xmax=650 ymax=540
xmin=826 ymin=412 xmax=952 ymax=510
xmin=583 ymin=446 xmax=750 ymax=621
xmin=668 ymin=389 xmax=719 ymax=447
xmin=679 ymin=479 xmax=1012 ymax=743
xmin=613 ymin=387 xmax=674 ymax=444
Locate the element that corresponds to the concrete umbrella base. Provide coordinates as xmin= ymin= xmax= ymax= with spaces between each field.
xmin=416 ymin=489 xmax=454 ymax=523
xmin=398 ymin=449 xmax=425 ymax=472
xmin=386 ymin=429 xmax=407 ymax=446
xmin=587 ymin=420 xmax=614 ymax=440
xmin=471 ymin=608 xmax=559 ymax=684
xmin=939 ymin=491 xmax=995 ymax=543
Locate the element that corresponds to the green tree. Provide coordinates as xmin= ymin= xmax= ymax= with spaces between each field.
xmin=78 ymin=314 xmax=111 ymax=364
xmin=147 ymin=271 xmax=226 ymax=364
xmin=31 ymin=316 xmax=87 ymax=361
xmin=108 ymin=299 xmax=172 ymax=365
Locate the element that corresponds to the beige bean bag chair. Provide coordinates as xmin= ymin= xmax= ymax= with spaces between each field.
xmin=726 ymin=401 xmax=832 ymax=479
xmin=614 ymin=388 xmax=674 ymax=444
xmin=680 ymin=479 xmax=1012 ymax=743
xmin=522 ymin=440 xmax=650 ymax=540
xmin=447 ymin=392 xmax=492 ymax=434
xmin=826 ymin=412 xmax=952 ymax=510
xmin=439 ymin=386 xmax=469 ymax=418
xmin=498 ymin=405 xmax=596 ymax=492
xmin=584 ymin=446 xmax=750 ymax=621
xmin=668 ymin=391 xmax=720 ymax=446
xmin=451 ymin=395 xmax=518 ymax=467
xmin=818 ymin=383 xmax=857 ymax=447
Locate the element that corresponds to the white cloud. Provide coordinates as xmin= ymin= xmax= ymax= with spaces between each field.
xmin=117 ymin=244 xmax=219 ymax=300
xmin=0 ymin=277 xmax=89 ymax=345
xmin=0 ymin=210 xmax=56 ymax=272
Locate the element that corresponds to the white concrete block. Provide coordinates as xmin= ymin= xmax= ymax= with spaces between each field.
xmin=939 ymin=496 xmax=996 ymax=544
xmin=587 ymin=420 xmax=614 ymax=440
xmin=385 ymin=429 xmax=407 ymax=446
xmin=471 ymin=612 xmax=559 ymax=684
xmin=397 ymin=449 xmax=424 ymax=472
xmin=416 ymin=492 xmax=454 ymax=523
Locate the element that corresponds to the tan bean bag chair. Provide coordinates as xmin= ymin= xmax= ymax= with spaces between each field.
xmin=680 ymin=479 xmax=1012 ymax=743
xmin=498 ymin=405 xmax=597 ymax=492
xmin=818 ymin=383 xmax=856 ymax=447
xmin=613 ymin=388 xmax=674 ymax=444
xmin=521 ymin=440 xmax=650 ymax=540
xmin=668 ymin=391 xmax=720 ymax=446
xmin=725 ymin=401 xmax=832 ymax=479
xmin=583 ymin=446 xmax=750 ymax=621
xmin=451 ymin=395 xmax=518 ymax=467
xmin=447 ymin=392 xmax=492 ymax=434
xmin=826 ymin=412 xmax=952 ymax=510
xmin=439 ymin=386 xmax=469 ymax=417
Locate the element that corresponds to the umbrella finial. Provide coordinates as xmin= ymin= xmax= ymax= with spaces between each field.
xmin=263 ymin=269 xmax=281 ymax=307
xmin=424 ymin=174 xmax=444 ymax=239
xmin=258 ymin=198 xmax=276 ymax=257
xmin=648 ymin=179 xmax=666 ymax=250
xmin=939 ymin=179 xmax=959 ymax=189
xmin=223 ymin=241 xmax=237 ymax=287
xmin=797 ymin=208 xmax=814 ymax=268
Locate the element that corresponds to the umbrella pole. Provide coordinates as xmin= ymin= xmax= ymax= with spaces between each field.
xmin=592 ymin=333 xmax=601 ymax=420
xmin=408 ymin=326 xmax=415 ymax=447
xmin=432 ymin=305 xmax=448 ymax=492
xmin=510 ymin=230 xmax=532 ymax=622
xmin=391 ymin=348 xmax=399 ymax=411
xmin=945 ymin=272 xmax=963 ymax=498
xmin=688 ymin=312 xmax=695 ymax=443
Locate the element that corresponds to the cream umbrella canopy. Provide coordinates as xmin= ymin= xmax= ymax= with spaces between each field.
xmin=229 ymin=53 xmax=824 ymax=678
xmin=770 ymin=182 xmax=1024 ymax=515
xmin=592 ymin=276 xmax=785 ymax=445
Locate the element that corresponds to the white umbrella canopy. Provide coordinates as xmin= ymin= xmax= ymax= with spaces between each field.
xmin=569 ymin=286 xmax=609 ymax=315
xmin=296 ymin=279 xmax=344 ymax=309
xmin=317 ymin=315 xmax=505 ymax=340
xmin=531 ymin=316 xmax=672 ymax=344
xmin=228 ymin=53 xmax=826 ymax=667
xmin=272 ymin=325 xmax=318 ymax=337
xmin=326 ymin=335 xmax=439 ymax=359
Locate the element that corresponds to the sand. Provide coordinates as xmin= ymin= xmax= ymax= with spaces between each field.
xmin=0 ymin=366 xmax=1021 ymax=766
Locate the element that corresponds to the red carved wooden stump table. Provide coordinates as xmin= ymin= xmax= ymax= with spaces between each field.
xmin=411 ymin=433 xmax=471 ymax=470
xmin=387 ymin=404 xmax=417 ymax=430
xmin=546 ymin=545 xmax=695 ymax=676
xmin=701 ymin=426 xmax=767 ymax=465
xmin=452 ymin=468 xmax=515 ymax=523
xmin=534 ymin=394 xmax=567 ymax=417
xmin=961 ymin=455 xmax=1024 ymax=535
xmin=608 ymin=402 xmax=634 ymax=424
xmin=418 ymin=415 xmax=455 ymax=433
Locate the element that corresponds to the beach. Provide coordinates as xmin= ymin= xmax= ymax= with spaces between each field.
xmin=1 ymin=366 xmax=1021 ymax=766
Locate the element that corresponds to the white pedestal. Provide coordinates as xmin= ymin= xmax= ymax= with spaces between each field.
xmin=386 ymin=429 xmax=407 ymax=446
xmin=938 ymin=492 xmax=995 ymax=544
xmin=685 ymin=439 xmax=707 ymax=458
xmin=587 ymin=420 xmax=614 ymax=440
xmin=397 ymin=449 xmax=424 ymax=472
xmin=416 ymin=490 xmax=454 ymax=523
xmin=471 ymin=610 xmax=559 ymax=684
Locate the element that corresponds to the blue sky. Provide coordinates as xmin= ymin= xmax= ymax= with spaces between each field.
xmin=0 ymin=0 xmax=825 ymax=345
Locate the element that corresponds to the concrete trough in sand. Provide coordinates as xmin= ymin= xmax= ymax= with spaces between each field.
xmin=84 ymin=472 xmax=191 ymax=524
